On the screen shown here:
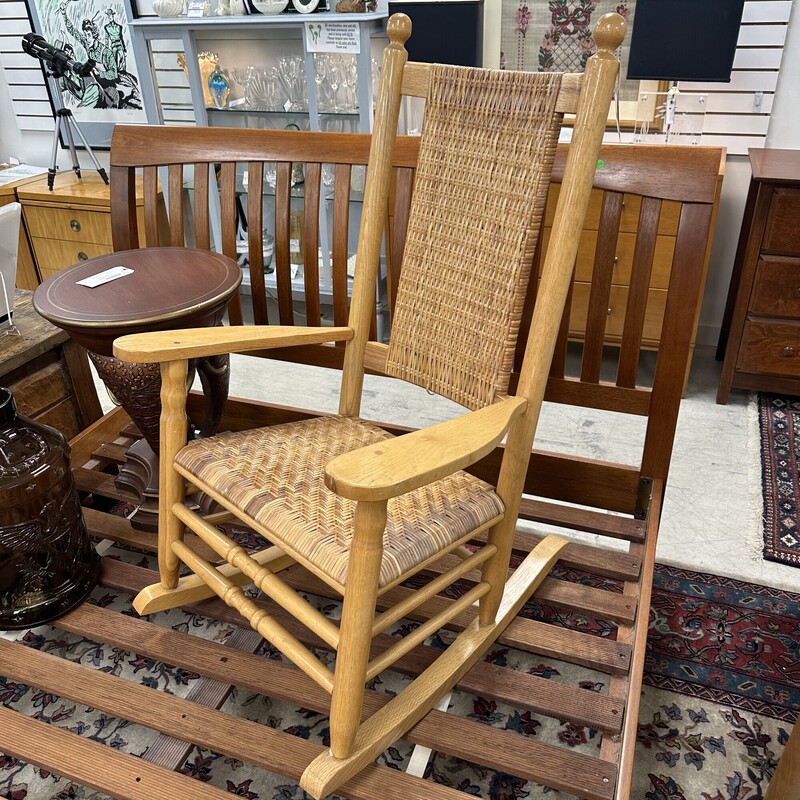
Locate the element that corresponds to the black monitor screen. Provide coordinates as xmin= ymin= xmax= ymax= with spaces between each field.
xmin=626 ymin=0 xmax=745 ymax=82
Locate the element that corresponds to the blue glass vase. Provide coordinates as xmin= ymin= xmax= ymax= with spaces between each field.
xmin=208 ymin=65 xmax=231 ymax=109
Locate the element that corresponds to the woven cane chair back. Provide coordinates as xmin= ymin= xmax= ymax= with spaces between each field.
xmin=385 ymin=67 xmax=564 ymax=410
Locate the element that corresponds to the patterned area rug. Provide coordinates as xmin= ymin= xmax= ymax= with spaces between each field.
xmin=758 ymin=394 xmax=800 ymax=566
xmin=0 ymin=549 xmax=798 ymax=800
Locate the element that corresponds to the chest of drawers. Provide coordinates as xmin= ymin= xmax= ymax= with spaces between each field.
xmin=717 ymin=149 xmax=800 ymax=403
xmin=539 ymin=146 xmax=724 ymax=379
xmin=0 ymin=172 xmax=40 ymax=290
xmin=16 ymin=172 xmax=147 ymax=283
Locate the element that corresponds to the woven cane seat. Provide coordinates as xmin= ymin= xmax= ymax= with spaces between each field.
xmin=176 ymin=416 xmax=505 ymax=589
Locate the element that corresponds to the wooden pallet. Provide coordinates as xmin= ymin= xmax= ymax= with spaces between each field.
xmin=0 ymin=400 xmax=661 ymax=800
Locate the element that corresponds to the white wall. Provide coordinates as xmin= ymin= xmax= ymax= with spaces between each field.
xmin=0 ymin=79 xmax=108 ymax=170
xmin=696 ymin=0 xmax=799 ymax=347
xmin=1 ymin=4 xmax=799 ymax=345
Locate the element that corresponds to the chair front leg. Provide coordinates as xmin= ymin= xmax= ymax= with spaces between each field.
xmin=158 ymin=358 xmax=189 ymax=590
xmin=329 ymin=499 xmax=387 ymax=759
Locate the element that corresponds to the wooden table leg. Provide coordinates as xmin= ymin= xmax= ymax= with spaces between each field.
xmin=86 ymin=352 xmax=230 ymax=532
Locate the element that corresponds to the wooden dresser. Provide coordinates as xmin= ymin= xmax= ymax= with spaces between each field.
xmin=541 ymin=146 xmax=725 ymax=373
xmin=0 ymin=171 xmax=40 ymax=290
xmin=16 ymin=171 xmax=147 ymax=283
xmin=717 ymin=149 xmax=800 ymax=403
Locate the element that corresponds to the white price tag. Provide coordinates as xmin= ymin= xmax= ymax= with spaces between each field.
xmin=290 ymin=238 xmax=301 ymax=254
xmin=76 ymin=266 xmax=134 ymax=288
xmin=305 ymin=22 xmax=360 ymax=54
xmin=187 ymin=0 xmax=206 ymax=17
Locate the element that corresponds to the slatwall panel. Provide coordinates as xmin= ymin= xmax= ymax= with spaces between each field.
xmin=0 ymin=0 xmax=52 ymax=132
xmin=679 ymin=0 xmax=791 ymax=155
xmin=150 ymin=39 xmax=197 ymax=125
xmin=0 ymin=0 xmax=793 ymax=146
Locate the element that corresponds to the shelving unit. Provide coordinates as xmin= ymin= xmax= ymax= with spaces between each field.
xmin=126 ymin=10 xmax=388 ymax=133
xmin=123 ymin=6 xmax=389 ymax=331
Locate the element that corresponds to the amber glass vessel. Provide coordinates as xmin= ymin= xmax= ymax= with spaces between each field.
xmin=0 ymin=387 xmax=99 ymax=629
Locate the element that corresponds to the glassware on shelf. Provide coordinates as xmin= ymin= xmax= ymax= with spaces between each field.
xmin=275 ymin=56 xmax=307 ymax=111
xmin=208 ymin=64 xmax=232 ymax=109
xmin=231 ymin=66 xmax=256 ymax=108
xmin=178 ymin=51 xmax=220 ymax=108
xmin=285 ymin=123 xmax=305 ymax=185
xmin=249 ymin=67 xmax=277 ymax=110
xmin=232 ymin=66 xmax=283 ymax=111
xmin=262 ymin=232 xmax=275 ymax=273
xmin=371 ymin=57 xmax=381 ymax=102
xmin=236 ymin=232 xmax=275 ymax=275
xmin=313 ymin=53 xmax=358 ymax=113
xmin=289 ymin=208 xmax=304 ymax=268
xmin=633 ymin=89 xmax=707 ymax=146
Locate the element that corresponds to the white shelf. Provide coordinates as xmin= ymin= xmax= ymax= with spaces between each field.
xmin=129 ymin=9 xmax=388 ymax=30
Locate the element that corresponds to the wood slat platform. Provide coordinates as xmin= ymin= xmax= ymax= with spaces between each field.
xmin=0 ymin=402 xmax=656 ymax=800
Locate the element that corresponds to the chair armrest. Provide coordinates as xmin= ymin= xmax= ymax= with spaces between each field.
xmin=325 ymin=396 xmax=527 ymax=501
xmin=113 ymin=325 xmax=353 ymax=362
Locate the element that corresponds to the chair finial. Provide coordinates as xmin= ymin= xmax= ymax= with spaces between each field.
xmin=386 ymin=12 xmax=412 ymax=48
xmin=593 ymin=12 xmax=626 ymax=55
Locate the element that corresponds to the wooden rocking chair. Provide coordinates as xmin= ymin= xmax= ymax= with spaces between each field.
xmin=113 ymin=12 xmax=625 ymax=798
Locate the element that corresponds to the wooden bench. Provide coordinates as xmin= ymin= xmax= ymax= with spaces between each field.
xmin=0 ymin=125 xmax=724 ymax=800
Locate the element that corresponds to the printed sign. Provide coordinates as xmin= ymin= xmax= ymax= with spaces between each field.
xmin=304 ymin=22 xmax=360 ymax=54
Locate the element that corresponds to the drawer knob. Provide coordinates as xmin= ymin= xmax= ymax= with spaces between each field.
xmin=607 ymin=307 xmax=613 ymax=316
xmin=794 ymin=287 xmax=800 ymax=299
xmin=782 ymin=346 xmax=796 ymax=358
xmin=77 ymin=251 xmax=88 ymax=261
xmin=613 ymin=256 xmax=620 ymax=264
xmin=70 ymin=219 xmax=81 ymax=233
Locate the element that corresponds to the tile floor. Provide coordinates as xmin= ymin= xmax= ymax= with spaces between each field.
xmin=92 ymin=344 xmax=800 ymax=594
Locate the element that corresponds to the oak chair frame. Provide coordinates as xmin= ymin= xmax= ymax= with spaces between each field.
xmin=108 ymin=11 xmax=627 ymax=797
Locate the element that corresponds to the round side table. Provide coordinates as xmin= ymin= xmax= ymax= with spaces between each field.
xmin=34 ymin=247 xmax=241 ymax=531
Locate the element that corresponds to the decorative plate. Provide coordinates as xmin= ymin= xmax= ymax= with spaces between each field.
xmin=250 ymin=0 xmax=289 ymax=13
xmin=291 ymin=0 xmax=319 ymax=11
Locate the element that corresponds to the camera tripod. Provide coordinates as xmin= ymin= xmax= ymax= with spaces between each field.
xmin=46 ymin=69 xmax=108 ymax=191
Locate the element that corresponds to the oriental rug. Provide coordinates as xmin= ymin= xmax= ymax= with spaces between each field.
xmin=0 ymin=553 xmax=797 ymax=800
xmin=759 ymin=394 xmax=800 ymax=567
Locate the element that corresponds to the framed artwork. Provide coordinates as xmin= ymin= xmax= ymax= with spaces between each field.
xmin=25 ymin=0 xmax=146 ymax=148
xmin=499 ymin=0 xmax=666 ymax=129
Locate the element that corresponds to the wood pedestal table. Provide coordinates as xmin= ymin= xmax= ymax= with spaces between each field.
xmin=33 ymin=247 xmax=241 ymax=531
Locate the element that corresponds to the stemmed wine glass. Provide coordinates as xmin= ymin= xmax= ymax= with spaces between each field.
xmin=314 ymin=53 xmax=332 ymax=112
xmin=231 ymin=66 xmax=256 ymax=109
